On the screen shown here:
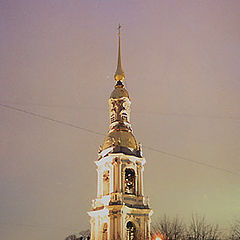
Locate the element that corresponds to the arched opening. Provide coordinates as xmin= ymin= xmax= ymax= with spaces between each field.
xmin=125 ymin=168 xmax=135 ymax=195
xmin=102 ymin=223 xmax=108 ymax=240
xmin=126 ymin=221 xmax=136 ymax=240
xmin=103 ymin=170 xmax=110 ymax=196
xmin=121 ymin=111 xmax=128 ymax=121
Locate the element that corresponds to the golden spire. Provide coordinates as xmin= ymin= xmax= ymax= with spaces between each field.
xmin=114 ymin=24 xmax=125 ymax=82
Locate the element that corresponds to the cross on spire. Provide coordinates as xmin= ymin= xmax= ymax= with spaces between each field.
xmin=118 ymin=24 xmax=121 ymax=36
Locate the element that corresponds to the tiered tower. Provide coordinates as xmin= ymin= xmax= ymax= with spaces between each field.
xmin=88 ymin=26 xmax=152 ymax=240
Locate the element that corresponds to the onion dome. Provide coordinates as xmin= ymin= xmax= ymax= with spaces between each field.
xmin=102 ymin=130 xmax=137 ymax=150
xmin=110 ymin=81 xmax=129 ymax=99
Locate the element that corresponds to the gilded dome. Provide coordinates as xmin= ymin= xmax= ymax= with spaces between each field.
xmin=102 ymin=130 xmax=137 ymax=150
xmin=110 ymin=86 xmax=129 ymax=99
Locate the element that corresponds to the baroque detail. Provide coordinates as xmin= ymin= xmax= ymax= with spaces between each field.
xmin=88 ymin=26 xmax=152 ymax=240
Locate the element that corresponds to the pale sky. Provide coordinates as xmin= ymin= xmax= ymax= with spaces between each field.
xmin=0 ymin=0 xmax=240 ymax=239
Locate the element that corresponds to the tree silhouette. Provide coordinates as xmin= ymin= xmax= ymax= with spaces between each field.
xmin=186 ymin=214 xmax=221 ymax=240
xmin=230 ymin=218 xmax=240 ymax=240
xmin=152 ymin=214 xmax=185 ymax=240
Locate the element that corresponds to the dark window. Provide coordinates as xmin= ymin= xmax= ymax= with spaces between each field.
xmin=102 ymin=223 xmax=108 ymax=240
xmin=126 ymin=221 xmax=136 ymax=240
xmin=125 ymin=168 xmax=135 ymax=195
xmin=103 ymin=171 xmax=110 ymax=195
xmin=111 ymin=114 xmax=115 ymax=123
xmin=121 ymin=112 xmax=128 ymax=121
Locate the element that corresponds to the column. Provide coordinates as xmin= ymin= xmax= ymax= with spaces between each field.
xmin=138 ymin=165 xmax=143 ymax=196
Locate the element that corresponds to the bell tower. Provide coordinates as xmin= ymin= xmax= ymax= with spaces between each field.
xmin=88 ymin=25 xmax=152 ymax=240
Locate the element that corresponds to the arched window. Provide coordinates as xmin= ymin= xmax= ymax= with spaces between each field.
xmin=126 ymin=221 xmax=136 ymax=240
xmin=110 ymin=113 xmax=115 ymax=123
xmin=102 ymin=223 xmax=108 ymax=240
xmin=121 ymin=111 xmax=128 ymax=121
xmin=125 ymin=168 xmax=135 ymax=195
xmin=103 ymin=170 xmax=110 ymax=196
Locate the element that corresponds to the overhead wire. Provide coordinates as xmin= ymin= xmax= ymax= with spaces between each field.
xmin=0 ymin=103 xmax=104 ymax=137
xmin=143 ymin=146 xmax=239 ymax=176
xmin=0 ymin=103 xmax=239 ymax=177
xmin=1 ymin=101 xmax=240 ymax=121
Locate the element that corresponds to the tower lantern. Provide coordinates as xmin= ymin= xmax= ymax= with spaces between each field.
xmin=88 ymin=26 xmax=152 ymax=240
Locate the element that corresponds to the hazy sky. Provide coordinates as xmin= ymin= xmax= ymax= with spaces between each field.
xmin=0 ymin=0 xmax=240 ymax=239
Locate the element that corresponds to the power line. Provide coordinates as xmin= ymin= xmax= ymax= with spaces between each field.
xmin=1 ymin=101 xmax=240 ymax=122
xmin=143 ymin=146 xmax=240 ymax=176
xmin=0 ymin=101 xmax=105 ymax=111
xmin=0 ymin=103 xmax=239 ymax=177
xmin=0 ymin=103 xmax=104 ymax=137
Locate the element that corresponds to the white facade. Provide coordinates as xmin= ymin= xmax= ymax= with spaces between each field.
xmin=89 ymin=152 xmax=152 ymax=240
